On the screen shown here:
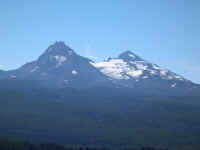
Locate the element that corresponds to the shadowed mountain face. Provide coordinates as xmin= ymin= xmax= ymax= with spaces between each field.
xmin=1 ymin=42 xmax=108 ymax=88
xmin=0 ymin=41 xmax=199 ymax=94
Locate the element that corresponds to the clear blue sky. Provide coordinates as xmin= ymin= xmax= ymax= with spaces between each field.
xmin=0 ymin=0 xmax=199 ymax=83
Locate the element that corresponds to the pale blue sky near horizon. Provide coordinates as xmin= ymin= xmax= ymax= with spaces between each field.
xmin=0 ymin=0 xmax=200 ymax=83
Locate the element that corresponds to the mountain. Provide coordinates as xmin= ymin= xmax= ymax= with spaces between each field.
xmin=0 ymin=42 xmax=200 ymax=149
xmin=0 ymin=41 xmax=108 ymax=88
xmin=92 ymin=51 xmax=185 ymax=83
xmin=91 ymin=51 xmax=199 ymax=95
xmin=0 ymin=41 xmax=199 ymax=95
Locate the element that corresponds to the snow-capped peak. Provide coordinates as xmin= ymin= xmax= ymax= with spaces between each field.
xmin=91 ymin=50 xmax=185 ymax=82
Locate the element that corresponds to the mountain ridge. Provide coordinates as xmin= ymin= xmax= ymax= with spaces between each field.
xmin=0 ymin=41 xmax=199 ymax=95
xmin=0 ymin=42 xmax=199 ymax=149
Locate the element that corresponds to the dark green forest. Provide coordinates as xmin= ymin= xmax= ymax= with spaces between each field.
xmin=0 ymin=81 xmax=200 ymax=150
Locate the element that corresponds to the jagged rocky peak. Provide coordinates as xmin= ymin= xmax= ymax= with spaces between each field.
xmin=45 ymin=41 xmax=74 ymax=56
xmin=118 ymin=50 xmax=143 ymax=61
xmin=35 ymin=41 xmax=76 ymax=67
xmin=37 ymin=41 xmax=76 ymax=65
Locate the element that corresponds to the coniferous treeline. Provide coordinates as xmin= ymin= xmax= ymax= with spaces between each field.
xmin=0 ymin=140 xmax=168 ymax=150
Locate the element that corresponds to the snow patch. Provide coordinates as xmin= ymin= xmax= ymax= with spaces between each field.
xmin=91 ymin=59 xmax=144 ymax=80
xmin=54 ymin=55 xmax=67 ymax=67
xmin=30 ymin=66 xmax=39 ymax=73
xmin=91 ymin=59 xmax=129 ymax=80
xmin=160 ymin=70 xmax=168 ymax=76
xmin=150 ymin=70 xmax=156 ymax=75
xmin=129 ymin=61 xmax=135 ymax=64
xmin=72 ymin=70 xmax=78 ymax=75
xmin=64 ymin=80 xmax=69 ymax=84
xmin=174 ymin=75 xmax=182 ymax=79
xmin=171 ymin=83 xmax=176 ymax=88
xmin=127 ymin=70 xmax=143 ymax=77
xmin=143 ymin=76 xmax=149 ymax=79
xmin=128 ymin=54 xmax=136 ymax=59
xmin=92 ymin=57 xmax=185 ymax=82
xmin=153 ymin=64 xmax=160 ymax=70
xmin=135 ymin=63 xmax=148 ymax=70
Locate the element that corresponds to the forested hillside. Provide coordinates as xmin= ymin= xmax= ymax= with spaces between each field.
xmin=0 ymin=86 xmax=200 ymax=150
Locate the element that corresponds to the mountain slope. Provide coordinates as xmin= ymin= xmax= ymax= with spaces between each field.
xmin=91 ymin=51 xmax=199 ymax=95
xmin=92 ymin=51 xmax=186 ymax=82
xmin=1 ymin=42 xmax=108 ymax=88
xmin=0 ymin=42 xmax=199 ymax=95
